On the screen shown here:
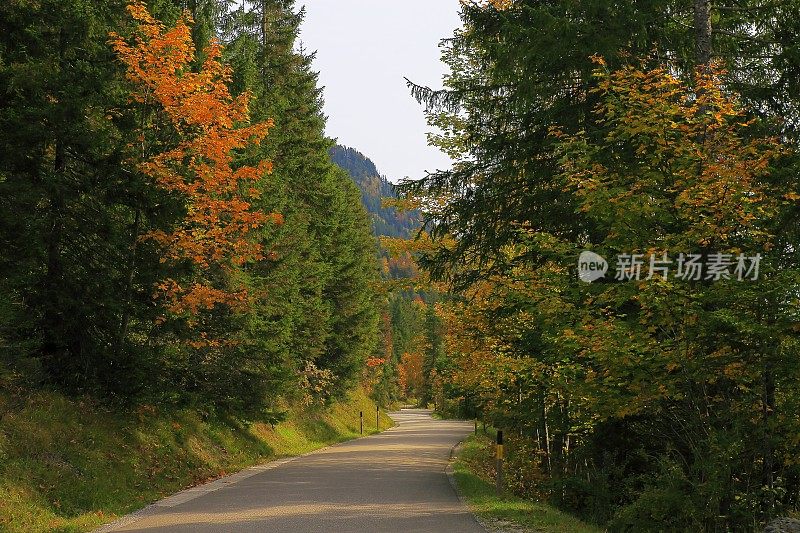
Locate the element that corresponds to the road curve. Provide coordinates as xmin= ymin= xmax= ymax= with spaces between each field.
xmin=101 ymin=409 xmax=484 ymax=532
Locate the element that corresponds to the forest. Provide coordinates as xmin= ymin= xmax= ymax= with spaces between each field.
xmin=1 ymin=0 xmax=800 ymax=531
xmin=391 ymin=0 xmax=800 ymax=530
xmin=0 ymin=0 xmax=381 ymax=416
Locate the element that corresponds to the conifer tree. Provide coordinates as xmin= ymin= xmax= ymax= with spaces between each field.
xmin=225 ymin=0 xmax=380 ymax=402
xmin=0 ymin=0 xmax=144 ymax=393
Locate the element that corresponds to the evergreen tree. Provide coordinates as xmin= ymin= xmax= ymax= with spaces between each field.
xmin=225 ymin=0 xmax=380 ymax=403
xmin=421 ymin=301 xmax=444 ymax=405
xmin=402 ymin=0 xmax=800 ymax=287
xmin=0 ymin=0 xmax=150 ymax=394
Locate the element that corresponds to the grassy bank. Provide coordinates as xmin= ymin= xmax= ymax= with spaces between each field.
xmin=452 ymin=434 xmax=602 ymax=533
xmin=0 ymin=387 xmax=393 ymax=533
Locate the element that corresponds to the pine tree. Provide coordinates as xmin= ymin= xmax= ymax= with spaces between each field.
xmin=225 ymin=0 xmax=380 ymax=402
xmin=0 ymin=0 xmax=151 ymax=394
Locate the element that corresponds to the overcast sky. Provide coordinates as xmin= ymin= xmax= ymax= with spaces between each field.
xmin=297 ymin=1 xmax=462 ymax=182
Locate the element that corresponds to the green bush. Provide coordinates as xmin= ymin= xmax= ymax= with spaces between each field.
xmin=608 ymin=486 xmax=699 ymax=532
xmin=545 ymin=475 xmax=616 ymax=525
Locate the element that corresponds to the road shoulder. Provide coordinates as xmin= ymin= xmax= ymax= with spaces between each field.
xmin=447 ymin=434 xmax=602 ymax=533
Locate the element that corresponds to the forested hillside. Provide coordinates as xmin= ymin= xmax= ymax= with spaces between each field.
xmin=330 ymin=145 xmax=419 ymax=238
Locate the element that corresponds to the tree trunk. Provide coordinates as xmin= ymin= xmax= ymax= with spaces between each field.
xmin=42 ymin=141 xmax=66 ymax=365
xmin=41 ymin=27 xmax=68 ymax=382
xmin=262 ymin=0 xmax=270 ymax=49
xmin=542 ymin=399 xmax=552 ymax=474
xmin=114 ymin=208 xmax=141 ymax=361
xmin=694 ymin=0 xmax=713 ymax=65
xmin=762 ymin=359 xmax=776 ymax=513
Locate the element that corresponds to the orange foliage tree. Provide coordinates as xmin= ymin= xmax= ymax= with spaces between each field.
xmin=398 ymin=352 xmax=424 ymax=399
xmin=110 ymin=1 xmax=280 ymax=319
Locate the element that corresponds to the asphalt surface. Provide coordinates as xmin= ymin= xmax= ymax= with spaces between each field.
xmin=102 ymin=409 xmax=484 ymax=532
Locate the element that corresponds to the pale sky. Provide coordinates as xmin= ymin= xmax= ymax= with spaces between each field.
xmin=297 ymin=1 xmax=462 ymax=182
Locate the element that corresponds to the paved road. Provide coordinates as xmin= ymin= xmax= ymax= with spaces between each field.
xmin=103 ymin=409 xmax=484 ymax=532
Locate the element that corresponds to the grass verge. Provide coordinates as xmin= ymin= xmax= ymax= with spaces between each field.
xmin=0 ymin=387 xmax=393 ymax=533
xmin=452 ymin=434 xmax=602 ymax=533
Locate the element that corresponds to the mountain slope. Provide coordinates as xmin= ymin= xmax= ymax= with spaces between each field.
xmin=330 ymin=146 xmax=419 ymax=238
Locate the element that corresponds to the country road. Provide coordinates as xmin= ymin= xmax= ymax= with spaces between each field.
xmin=98 ymin=409 xmax=485 ymax=533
